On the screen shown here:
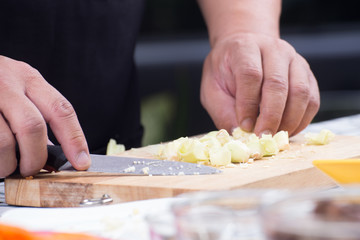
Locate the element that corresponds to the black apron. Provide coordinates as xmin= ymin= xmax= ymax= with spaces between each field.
xmin=0 ymin=0 xmax=145 ymax=153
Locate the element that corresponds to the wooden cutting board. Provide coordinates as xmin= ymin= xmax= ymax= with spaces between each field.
xmin=5 ymin=134 xmax=360 ymax=207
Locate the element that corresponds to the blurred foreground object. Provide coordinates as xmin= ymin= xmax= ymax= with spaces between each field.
xmin=313 ymin=159 xmax=360 ymax=184
xmin=171 ymin=189 xmax=288 ymax=240
xmin=0 ymin=223 xmax=106 ymax=240
xmin=261 ymin=187 xmax=360 ymax=240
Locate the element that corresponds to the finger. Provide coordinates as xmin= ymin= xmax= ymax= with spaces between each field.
xmin=0 ymin=92 xmax=48 ymax=177
xmin=200 ymin=57 xmax=238 ymax=132
xmin=232 ymin=40 xmax=263 ymax=132
xmin=0 ymin=114 xmax=17 ymax=178
xmin=278 ymin=56 xmax=310 ymax=135
xmin=292 ymin=68 xmax=320 ymax=135
xmin=254 ymin=43 xmax=291 ymax=136
xmin=24 ymin=70 xmax=91 ymax=170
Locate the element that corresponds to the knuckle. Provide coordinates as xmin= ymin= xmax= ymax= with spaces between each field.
xmin=51 ymin=98 xmax=76 ymax=119
xmin=266 ymin=74 xmax=288 ymax=93
xmin=18 ymin=117 xmax=46 ymax=137
xmin=0 ymin=66 xmax=13 ymax=92
xmin=292 ymin=82 xmax=310 ymax=101
xmin=240 ymin=64 xmax=263 ymax=82
xmin=21 ymin=63 xmax=43 ymax=83
xmin=69 ymin=130 xmax=86 ymax=144
xmin=277 ymin=39 xmax=296 ymax=57
xmin=229 ymin=37 xmax=248 ymax=48
xmin=308 ymin=96 xmax=320 ymax=113
xmin=237 ymin=96 xmax=259 ymax=110
xmin=277 ymin=39 xmax=291 ymax=48
xmin=0 ymin=79 xmax=12 ymax=93
xmin=239 ymin=34 xmax=257 ymax=46
xmin=263 ymin=108 xmax=281 ymax=122
xmin=261 ymin=104 xmax=282 ymax=119
xmin=0 ymin=55 xmax=12 ymax=67
xmin=297 ymin=54 xmax=310 ymax=68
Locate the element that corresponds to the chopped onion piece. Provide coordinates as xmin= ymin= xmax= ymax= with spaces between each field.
xmin=209 ymin=147 xmax=231 ymax=166
xmin=225 ymin=140 xmax=250 ymax=163
xmin=305 ymin=129 xmax=335 ymax=145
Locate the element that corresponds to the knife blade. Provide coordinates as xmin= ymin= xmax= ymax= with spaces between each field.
xmin=46 ymin=145 xmax=221 ymax=176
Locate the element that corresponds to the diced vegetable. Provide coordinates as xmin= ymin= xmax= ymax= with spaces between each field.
xmin=106 ymin=138 xmax=125 ymax=156
xmin=153 ymin=127 xmax=331 ymax=167
xmin=158 ymin=137 xmax=188 ymax=161
xmin=305 ymin=129 xmax=335 ymax=145
xmin=157 ymin=128 xmax=292 ymax=165
xmin=225 ymin=140 xmax=250 ymax=163
xmin=215 ymin=129 xmax=232 ymax=146
xmin=209 ymin=147 xmax=231 ymax=166
xmin=246 ymin=134 xmax=263 ymax=159
xmin=178 ymin=138 xmax=209 ymax=163
xmin=199 ymin=134 xmax=222 ymax=149
xmin=273 ymin=130 xmax=290 ymax=151
xmin=260 ymin=134 xmax=279 ymax=156
xmin=232 ymin=127 xmax=251 ymax=141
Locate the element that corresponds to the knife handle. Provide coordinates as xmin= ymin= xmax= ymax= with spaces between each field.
xmin=45 ymin=145 xmax=69 ymax=171
xmin=14 ymin=145 xmax=69 ymax=173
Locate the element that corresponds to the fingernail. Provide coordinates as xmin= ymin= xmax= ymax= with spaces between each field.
xmin=240 ymin=118 xmax=254 ymax=132
xmin=260 ymin=130 xmax=273 ymax=137
xmin=76 ymin=151 xmax=91 ymax=169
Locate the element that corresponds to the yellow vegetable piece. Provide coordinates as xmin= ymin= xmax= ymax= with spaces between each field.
xmin=260 ymin=134 xmax=279 ymax=156
xmin=205 ymin=130 xmax=219 ymax=137
xmin=106 ymin=138 xmax=125 ymax=156
xmin=273 ymin=130 xmax=290 ymax=151
xmin=246 ymin=134 xmax=263 ymax=159
xmin=215 ymin=129 xmax=232 ymax=146
xmin=199 ymin=135 xmax=222 ymax=149
xmin=305 ymin=129 xmax=335 ymax=145
xmin=209 ymin=147 xmax=231 ymax=166
xmin=158 ymin=137 xmax=188 ymax=161
xmin=232 ymin=127 xmax=251 ymax=141
xmin=225 ymin=140 xmax=250 ymax=163
xmin=154 ymin=128 xmax=292 ymax=166
xmin=178 ymin=138 xmax=209 ymax=163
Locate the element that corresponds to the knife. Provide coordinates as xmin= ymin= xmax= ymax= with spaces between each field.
xmin=44 ymin=145 xmax=221 ymax=176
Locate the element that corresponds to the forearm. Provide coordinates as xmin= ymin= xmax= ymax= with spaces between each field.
xmin=197 ymin=0 xmax=282 ymax=46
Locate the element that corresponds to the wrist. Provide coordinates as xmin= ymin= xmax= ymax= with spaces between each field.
xmin=198 ymin=0 xmax=282 ymax=47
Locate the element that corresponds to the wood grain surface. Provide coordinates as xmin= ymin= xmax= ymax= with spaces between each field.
xmin=5 ymin=134 xmax=360 ymax=207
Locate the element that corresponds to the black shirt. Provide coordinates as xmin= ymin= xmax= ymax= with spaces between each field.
xmin=0 ymin=0 xmax=145 ymax=153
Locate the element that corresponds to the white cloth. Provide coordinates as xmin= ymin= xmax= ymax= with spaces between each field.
xmin=303 ymin=114 xmax=360 ymax=136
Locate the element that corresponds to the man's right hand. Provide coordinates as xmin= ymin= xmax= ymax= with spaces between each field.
xmin=0 ymin=56 xmax=91 ymax=178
